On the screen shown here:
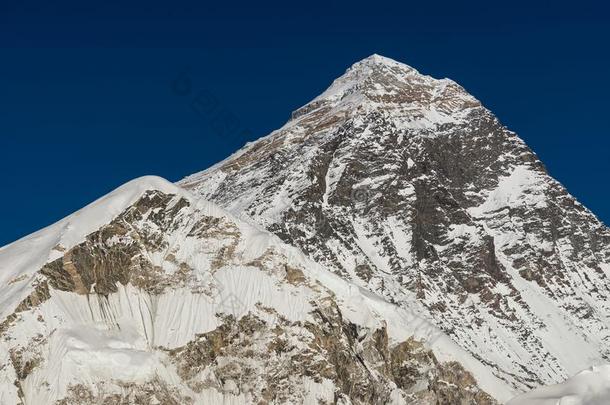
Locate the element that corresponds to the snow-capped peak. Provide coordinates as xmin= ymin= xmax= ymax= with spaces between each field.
xmin=180 ymin=55 xmax=610 ymax=404
xmin=350 ymin=53 xmax=416 ymax=71
xmin=310 ymin=54 xmax=423 ymax=104
xmin=0 ymin=176 xmax=193 ymax=319
xmin=289 ymin=53 xmax=480 ymax=126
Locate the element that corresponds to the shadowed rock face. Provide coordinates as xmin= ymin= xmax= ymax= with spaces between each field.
xmin=180 ymin=55 xmax=610 ymax=392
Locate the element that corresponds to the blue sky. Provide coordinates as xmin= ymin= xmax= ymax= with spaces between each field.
xmin=0 ymin=0 xmax=608 ymax=246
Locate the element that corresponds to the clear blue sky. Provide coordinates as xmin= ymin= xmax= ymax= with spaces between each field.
xmin=1 ymin=0 xmax=608 ymax=246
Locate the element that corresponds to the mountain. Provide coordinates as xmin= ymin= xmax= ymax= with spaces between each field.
xmin=0 ymin=177 xmax=500 ymax=404
xmin=0 ymin=55 xmax=608 ymax=404
xmin=180 ymin=55 xmax=610 ymax=398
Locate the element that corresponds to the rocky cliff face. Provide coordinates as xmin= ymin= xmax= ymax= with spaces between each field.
xmin=181 ymin=55 xmax=610 ymax=395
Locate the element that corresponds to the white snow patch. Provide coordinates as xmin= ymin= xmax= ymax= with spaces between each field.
xmin=508 ymin=365 xmax=610 ymax=405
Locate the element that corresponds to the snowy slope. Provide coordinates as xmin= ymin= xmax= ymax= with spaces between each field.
xmin=0 ymin=176 xmax=185 ymax=320
xmin=0 ymin=176 xmax=505 ymax=404
xmin=507 ymin=365 xmax=610 ymax=405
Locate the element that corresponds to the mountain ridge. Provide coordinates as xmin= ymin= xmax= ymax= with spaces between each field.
xmin=1 ymin=54 xmax=609 ymax=404
xmin=0 ymin=173 xmax=506 ymax=404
